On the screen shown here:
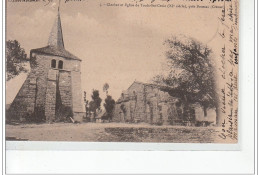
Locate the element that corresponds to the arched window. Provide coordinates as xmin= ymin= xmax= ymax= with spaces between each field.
xmin=51 ymin=59 xmax=56 ymax=68
xmin=58 ymin=60 xmax=63 ymax=69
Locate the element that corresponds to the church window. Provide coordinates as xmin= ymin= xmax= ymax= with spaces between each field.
xmin=51 ymin=59 xmax=56 ymax=68
xmin=58 ymin=60 xmax=63 ymax=69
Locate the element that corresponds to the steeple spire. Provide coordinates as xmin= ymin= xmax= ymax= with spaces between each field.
xmin=48 ymin=1 xmax=64 ymax=49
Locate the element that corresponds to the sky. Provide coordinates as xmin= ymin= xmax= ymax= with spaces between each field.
xmin=6 ymin=0 xmax=223 ymax=105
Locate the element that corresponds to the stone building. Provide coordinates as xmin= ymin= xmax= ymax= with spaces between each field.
xmin=113 ymin=81 xmax=216 ymax=125
xmin=7 ymin=9 xmax=84 ymax=122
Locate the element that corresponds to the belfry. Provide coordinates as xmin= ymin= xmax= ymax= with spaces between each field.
xmin=7 ymin=8 xmax=85 ymax=122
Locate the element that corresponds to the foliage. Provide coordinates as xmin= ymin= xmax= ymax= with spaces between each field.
xmin=153 ymin=35 xmax=219 ymax=124
xmin=103 ymin=83 xmax=109 ymax=95
xmin=55 ymin=105 xmax=73 ymax=122
xmin=89 ymin=90 xmax=102 ymax=117
xmin=6 ymin=40 xmax=28 ymax=81
xmin=83 ymin=91 xmax=90 ymax=118
xmin=103 ymin=95 xmax=116 ymax=120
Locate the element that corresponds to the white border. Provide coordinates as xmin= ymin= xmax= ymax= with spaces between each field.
xmin=6 ymin=141 xmax=240 ymax=151
xmin=4 ymin=0 xmax=256 ymax=173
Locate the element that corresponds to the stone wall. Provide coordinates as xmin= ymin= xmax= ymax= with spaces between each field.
xmin=7 ymin=53 xmax=50 ymax=121
xmin=58 ymin=70 xmax=72 ymax=107
xmin=32 ymin=54 xmax=81 ymax=72
xmin=71 ymin=71 xmax=84 ymax=114
xmin=127 ymin=82 xmax=146 ymax=122
xmin=45 ymin=79 xmax=57 ymax=122
xmin=113 ymin=82 xmax=180 ymax=125
xmin=114 ymin=82 xmax=217 ymax=126
xmin=7 ymin=52 xmax=84 ymax=122
xmin=7 ymin=75 xmax=36 ymax=121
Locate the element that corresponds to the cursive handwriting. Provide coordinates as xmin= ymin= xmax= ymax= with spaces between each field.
xmin=221 ymin=87 xmax=226 ymax=113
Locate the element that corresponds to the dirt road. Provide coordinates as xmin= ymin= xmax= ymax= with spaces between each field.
xmin=6 ymin=122 xmax=227 ymax=143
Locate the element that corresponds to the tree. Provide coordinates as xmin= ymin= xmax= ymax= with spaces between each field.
xmin=89 ymin=90 xmax=102 ymax=118
xmin=103 ymin=83 xmax=109 ymax=95
xmin=153 ymin=35 xmax=220 ymax=125
xmin=103 ymin=95 xmax=116 ymax=121
xmin=6 ymin=40 xmax=28 ymax=81
xmin=83 ymin=91 xmax=90 ymax=118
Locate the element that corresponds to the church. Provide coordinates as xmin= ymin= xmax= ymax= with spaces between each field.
xmin=113 ymin=81 xmax=216 ymax=126
xmin=7 ymin=8 xmax=85 ymax=122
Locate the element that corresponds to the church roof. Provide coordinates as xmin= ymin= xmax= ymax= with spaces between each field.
xmin=127 ymin=81 xmax=175 ymax=91
xmin=31 ymin=46 xmax=81 ymax=61
xmin=48 ymin=8 xmax=64 ymax=49
xmin=116 ymin=81 xmax=177 ymax=103
xmin=30 ymin=8 xmax=81 ymax=61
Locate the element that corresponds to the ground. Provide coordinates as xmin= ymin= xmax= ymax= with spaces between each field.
xmin=6 ymin=122 xmax=232 ymax=143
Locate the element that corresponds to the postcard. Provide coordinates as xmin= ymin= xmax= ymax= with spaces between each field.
xmin=5 ymin=0 xmax=239 ymax=146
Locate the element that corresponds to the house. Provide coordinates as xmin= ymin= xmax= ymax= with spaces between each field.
xmin=113 ymin=81 xmax=216 ymax=126
xmin=7 ymin=8 xmax=85 ymax=122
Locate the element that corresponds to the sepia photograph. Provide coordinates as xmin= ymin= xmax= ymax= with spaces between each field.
xmin=5 ymin=0 xmax=239 ymax=144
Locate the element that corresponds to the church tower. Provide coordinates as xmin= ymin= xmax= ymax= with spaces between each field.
xmin=7 ymin=8 xmax=85 ymax=122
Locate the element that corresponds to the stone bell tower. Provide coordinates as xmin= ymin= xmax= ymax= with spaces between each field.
xmin=7 ymin=8 xmax=85 ymax=122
